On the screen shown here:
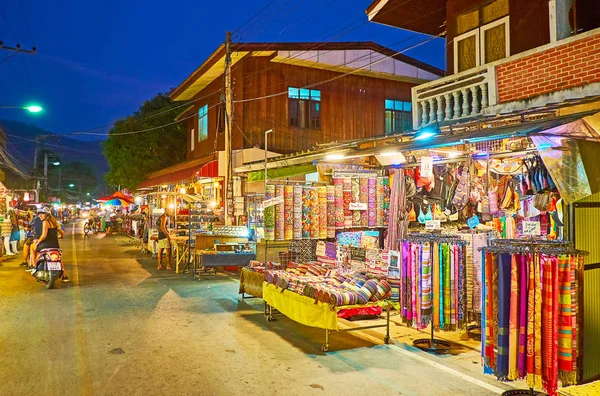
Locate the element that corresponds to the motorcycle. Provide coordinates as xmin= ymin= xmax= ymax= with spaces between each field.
xmin=32 ymin=248 xmax=63 ymax=289
xmin=83 ymin=217 xmax=100 ymax=236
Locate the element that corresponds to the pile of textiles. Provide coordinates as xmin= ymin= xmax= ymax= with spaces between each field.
xmin=398 ymin=238 xmax=472 ymax=331
xmin=481 ymin=250 xmax=582 ymax=396
xmin=265 ymin=264 xmax=392 ymax=308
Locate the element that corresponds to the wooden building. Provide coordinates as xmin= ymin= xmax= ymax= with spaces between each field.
xmin=170 ymin=42 xmax=444 ymax=161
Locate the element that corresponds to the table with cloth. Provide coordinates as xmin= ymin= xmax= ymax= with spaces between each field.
xmin=263 ymin=282 xmax=391 ymax=352
xmin=239 ymin=267 xmax=265 ymax=298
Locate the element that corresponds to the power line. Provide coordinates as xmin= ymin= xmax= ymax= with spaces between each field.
xmin=17 ymin=0 xmax=35 ymax=47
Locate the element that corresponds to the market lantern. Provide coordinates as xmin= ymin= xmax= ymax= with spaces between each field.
xmin=23 ymin=192 xmax=30 ymax=202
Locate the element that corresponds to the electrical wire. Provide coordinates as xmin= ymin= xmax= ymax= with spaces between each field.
xmin=17 ymin=0 xmax=35 ymax=47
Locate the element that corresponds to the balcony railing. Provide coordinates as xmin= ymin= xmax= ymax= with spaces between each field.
xmin=412 ymin=65 xmax=498 ymax=129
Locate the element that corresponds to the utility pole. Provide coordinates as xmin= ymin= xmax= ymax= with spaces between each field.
xmin=0 ymin=41 xmax=36 ymax=54
xmin=223 ymin=31 xmax=233 ymax=225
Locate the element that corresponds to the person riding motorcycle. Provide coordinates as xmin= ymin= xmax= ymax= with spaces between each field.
xmin=35 ymin=207 xmax=68 ymax=282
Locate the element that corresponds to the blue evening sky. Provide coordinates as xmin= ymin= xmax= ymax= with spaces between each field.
xmin=0 ymin=0 xmax=445 ymax=141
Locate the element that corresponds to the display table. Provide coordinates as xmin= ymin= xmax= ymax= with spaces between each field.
xmin=171 ymin=236 xmax=192 ymax=274
xmin=262 ymin=282 xmax=391 ymax=352
xmin=193 ymin=253 xmax=256 ymax=279
xmin=239 ymin=267 xmax=264 ymax=298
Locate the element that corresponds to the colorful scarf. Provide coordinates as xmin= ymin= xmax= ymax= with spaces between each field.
xmin=496 ymin=253 xmax=512 ymax=379
xmin=484 ymin=252 xmax=496 ymax=371
xmin=541 ymin=256 xmax=559 ymax=396
xmin=526 ymin=254 xmax=542 ymax=389
xmin=415 ymin=244 xmax=421 ymax=328
xmin=457 ymin=245 xmax=465 ymax=326
xmin=433 ymin=243 xmax=440 ymax=330
xmin=508 ymin=254 xmax=520 ymax=380
xmin=517 ymin=254 xmax=528 ymax=378
xmin=450 ymin=244 xmax=456 ymax=327
xmin=402 ymin=242 xmax=410 ymax=320
xmin=439 ymin=243 xmax=444 ymax=328
xmin=558 ymin=255 xmax=575 ymax=385
xmin=442 ymin=244 xmax=451 ymax=327
xmin=421 ymin=242 xmax=432 ymax=326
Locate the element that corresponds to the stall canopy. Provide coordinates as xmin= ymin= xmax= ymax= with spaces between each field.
xmin=137 ymin=155 xmax=219 ymax=190
xmin=96 ymin=191 xmax=134 ymax=204
xmin=247 ymin=163 xmax=317 ymax=182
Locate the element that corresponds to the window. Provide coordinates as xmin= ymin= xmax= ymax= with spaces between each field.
xmin=288 ymin=87 xmax=321 ymax=129
xmin=198 ymin=105 xmax=208 ymax=142
xmin=454 ymin=0 xmax=509 ymax=72
xmin=191 ymin=128 xmax=195 ymax=151
xmin=385 ymin=100 xmax=412 ymax=135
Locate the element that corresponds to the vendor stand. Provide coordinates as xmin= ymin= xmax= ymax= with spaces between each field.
xmin=194 ymin=225 xmax=256 ymax=278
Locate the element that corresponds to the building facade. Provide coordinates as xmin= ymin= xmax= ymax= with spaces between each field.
xmin=169 ymin=42 xmax=444 ymax=161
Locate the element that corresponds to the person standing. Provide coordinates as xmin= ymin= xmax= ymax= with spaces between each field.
xmin=104 ymin=209 xmax=112 ymax=234
xmin=8 ymin=208 xmax=20 ymax=254
xmin=156 ymin=209 xmax=172 ymax=270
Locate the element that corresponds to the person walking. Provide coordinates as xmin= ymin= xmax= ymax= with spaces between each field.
xmin=156 ymin=209 xmax=172 ymax=270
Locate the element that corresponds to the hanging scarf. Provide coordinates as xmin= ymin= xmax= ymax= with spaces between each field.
xmin=508 ymin=254 xmax=520 ymax=380
xmin=450 ymin=244 xmax=456 ymax=327
xmin=496 ymin=253 xmax=512 ymax=379
xmin=457 ymin=245 xmax=465 ymax=326
xmin=527 ymin=254 xmax=543 ymax=389
xmin=406 ymin=242 xmax=414 ymax=323
xmin=518 ymin=254 xmax=528 ymax=378
xmin=421 ymin=242 xmax=432 ymax=326
xmin=401 ymin=242 xmax=409 ymax=319
xmin=413 ymin=244 xmax=420 ymax=328
xmin=442 ymin=244 xmax=451 ymax=328
xmin=439 ymin=243 xmax=444 ymax=329
xmin=433 ymin=243 xmax=440 ymax=331
xmin=558 ymin=254 xmax=576 ymax=385
xmin=542 ymin=256 xmax=559 ymax=396
xmin=482 ymin=250 xmax=491 ymax=373
xmin=571 ymin=256 xmax=582 ymax=381
xmin=484 ymin=252 xmax=496 ymax=371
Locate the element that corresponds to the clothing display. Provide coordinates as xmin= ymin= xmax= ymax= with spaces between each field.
xmin=480 ymin=240 xmax=584 ymax=396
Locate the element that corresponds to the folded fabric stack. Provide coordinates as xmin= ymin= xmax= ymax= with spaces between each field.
xmin=264 ymin=265 xmax=392 ymax=308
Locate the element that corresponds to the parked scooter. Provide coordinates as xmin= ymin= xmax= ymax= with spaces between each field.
xmin=31 ymin=248 xmax=63 ymax=289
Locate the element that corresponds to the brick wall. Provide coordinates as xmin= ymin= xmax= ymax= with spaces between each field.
xmin=497 ymin=33 xmax=600 ymax=103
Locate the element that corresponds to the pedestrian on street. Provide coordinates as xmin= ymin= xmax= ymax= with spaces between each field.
xmin=157 ymin=209 xmax=172 ymax=270
xmin=104 ymin=210 xmax=112 ymax=234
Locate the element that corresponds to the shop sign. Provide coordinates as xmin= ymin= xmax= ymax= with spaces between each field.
xmin=263 ymin=196 xmax=284 ymax=208
xmin=522 ymin=221 xmax=541 ymax=236
xmin=467 ymin=215 xmax=480 ymax=229
xmin=425 ymin=220 xmax=441 ymax=230
xmin=333 ymin=170 xmax=378 ymax=179
xmin=349 ymin=202 xmax=367 ymax=211
xmin=420 ymin=156 xmax=433 ymax=178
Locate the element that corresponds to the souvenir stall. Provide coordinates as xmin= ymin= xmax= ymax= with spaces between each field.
xmin=241 ymin=169 xmax=394 ymax=351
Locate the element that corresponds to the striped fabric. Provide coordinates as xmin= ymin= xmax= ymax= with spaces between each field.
xmin=421 ymin=242 xmax=432 ymax=326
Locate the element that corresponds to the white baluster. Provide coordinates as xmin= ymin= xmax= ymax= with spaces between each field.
xmin=436 ymin=97 xmax=444 ymax=122
xmin=452 ymin=91 xmax=460 ymax=120
xmin=444 ymin=93 xmax=452 ymax=121
xmin=471 ymin=86 xmax=480 ymax=115
xmin=421 ymin=101 xmax=428 ymax=126
xmin=428 ymin=98 xmax=435 ymax=125
xmin=461 ymin=88 xmax=470 ymax=118
xmin=481 ymin=83 xmax=489 ymax=108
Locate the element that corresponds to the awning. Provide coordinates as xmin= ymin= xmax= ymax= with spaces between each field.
xmin=248 ymin=163 xmax=317 ymax=182
xmin=137 ymin=155 xmax=218 ymax=190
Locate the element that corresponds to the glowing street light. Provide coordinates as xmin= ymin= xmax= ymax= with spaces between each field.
xmin=68 ymin=183 xmax=75 ymax=188
xmin=25 ymin=105 xmax=43 ymax=113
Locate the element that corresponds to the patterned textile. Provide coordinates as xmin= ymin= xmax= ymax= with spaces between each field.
xmin=433 ymin=243 xmax=440 ymax=330
xmin=421 ymin=242 xmax=432 ymax=326
xmin=450 ymin=244 xmax=456 ymax=327
xmin=558 ymin=255 xmax=575 ymax=385
xmin=326 ymin=186 xmax=336 ymax=238
xmin=496 ymin=253 xmax=512 ymax=378
xmin=376 ymin=177 xmax=386 ymax=227
xmin=284 ymin=185 xmax=294 ymax=240
xmin=442 ymin=244 xmax=451 ymax=327
xmin=301 ymin=187 xmax=311 ymax=238
xmin=526 ymin=254 xmax=543 ymax=389
xmin=541 ymin=256 xmax=559 ymax=396
xmin=472 ymin=233 xmax=489 ymax=314
xmin=508 ymin=254 xmax=519 ymax=380
xmin=333 ymin=178 xmax=344 ymax=228
xmin=352 ymin=178 xmax=361 ymax=226
xmin=359 ymin=177 xmax=369 ymax=226
xmin=458 ymin=245 xmax=465 ymax=325
xmin=318 ymin=186 xmax=328 ymax=239
xmin=264 ymin=185 xmax=275 ymax=240
xmin=275 ymin=185 xmax=285 ymax=240
xmin=484 ymin=252 xmax=496 ymax=371
xmin=368 ymin=178 xmax=377 ymax=227
xmin=518 ymin=254 xmax=528 ymax=378
xmin=402 ymin=242 xmax=410 ymax=319
xmin=344 ymin=178 xmax=353 ymax=228
xmin=293 ymin=186 xmax=303 ymax=239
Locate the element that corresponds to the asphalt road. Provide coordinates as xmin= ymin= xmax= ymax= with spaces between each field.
xmin=0 ymin=222 xmax=509 ymax=396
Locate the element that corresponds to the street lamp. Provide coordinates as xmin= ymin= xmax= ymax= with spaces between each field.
xmin=68 ymin=183 xmax=75 ymax=188
xmin=0 ymin=104 xmax=43 ymax=113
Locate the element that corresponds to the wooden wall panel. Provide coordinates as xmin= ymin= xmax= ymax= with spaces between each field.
xmin=185 ymin=54 xmax=420 ymax=159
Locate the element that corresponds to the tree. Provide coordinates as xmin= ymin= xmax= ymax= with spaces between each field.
xmin=103 ymin=93 xmax=188 ymax=189
xmin=47 ymin=160 xmax=98 ymax=203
